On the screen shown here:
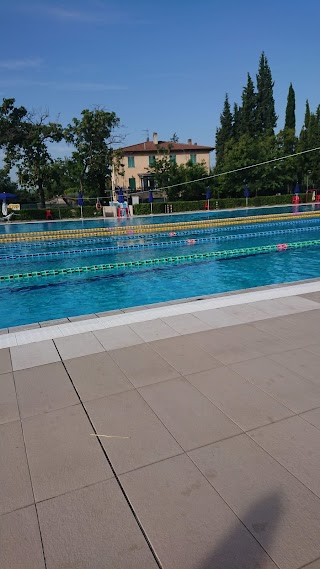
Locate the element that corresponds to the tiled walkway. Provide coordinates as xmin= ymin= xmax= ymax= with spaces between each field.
xmin=2 ymin=288 xmax=320 ymax=568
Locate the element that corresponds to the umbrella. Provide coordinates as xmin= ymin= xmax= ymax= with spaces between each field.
xmin=77 ymin=191 xmax=84 ymax=206
xmin=0 ymin=192 xmax=16 ymax=201
xmin=148 ymin=190 xmax=153 ymax=214
xmin=294 ymin=182 xmax=300 ymax=194
xmin=118 ymin=188 xmax=125 ymax=204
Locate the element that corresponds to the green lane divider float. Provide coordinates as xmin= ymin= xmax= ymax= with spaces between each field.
xmin=1 ymin=239 xmax=319 ymax=282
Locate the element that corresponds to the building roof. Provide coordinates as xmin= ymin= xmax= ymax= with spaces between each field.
xmin=121 ymin=141 xmax=214 ymax=153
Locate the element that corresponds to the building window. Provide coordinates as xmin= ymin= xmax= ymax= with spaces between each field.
xmin=128 ymin=156 xmax=135 ymax=168
xmin=149 ymin=155 xmax=156 ymax=166
xmin=170 ymin=154 xmax=176 ymax=163
xmin=190 ymin=153 xmax=197 ymax=164
xmin=129 ymin=177 xmax=136 ymax=190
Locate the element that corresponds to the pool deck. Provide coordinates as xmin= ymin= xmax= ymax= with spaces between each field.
xmin=2 ymin=281 xmax=320 ymax=568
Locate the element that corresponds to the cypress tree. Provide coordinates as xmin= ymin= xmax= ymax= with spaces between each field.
xmin=232 ymin=103 xmax=242 ymax=141
xmin=256 ymin=52 xmax=277 ymax=133
xmin=215 ymin=94 xmax=233 ymax=165
xmin=240 ymin=73 xmax=256 ymax=136
xmin=284 ymin=83 xmax=296 ymax=132
xmin=304 ymin=100 xmax=311 ymax=129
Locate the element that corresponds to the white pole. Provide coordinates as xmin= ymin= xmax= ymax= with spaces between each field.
xmin=150 ymin=202 xmax=153 ymax=214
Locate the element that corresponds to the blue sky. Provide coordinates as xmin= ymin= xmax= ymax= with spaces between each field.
xmin=1 ymin=0 xmax=320 ymax=160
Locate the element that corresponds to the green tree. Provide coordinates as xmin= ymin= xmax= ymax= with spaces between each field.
xmin=0 ymin=169 xmax=18 ymax=193
xmin=64 ymin=108 xmax=121 ymax=196
xmin=285 ymin=83 xmax=296 ymax=131
xmin=240 ymin=73 xmax=256 ymax=136
xmin=256 ymin=52 xmax=277 ymax=134
xmin=147 ymin=147 xmax=178 ymax=191
xmin=232 ymin=103 xmax=242 ymax=141
xmin=215 ymin=94 xmax=233 ymax=165
xmin=0 ymin=98 xmax=28 ymax=153
xmin=3 ymin=107 xmax=63 ymax=207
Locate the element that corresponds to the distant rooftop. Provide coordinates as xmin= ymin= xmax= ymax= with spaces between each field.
xmin=121 ymin=132 xmax=214 ymax=153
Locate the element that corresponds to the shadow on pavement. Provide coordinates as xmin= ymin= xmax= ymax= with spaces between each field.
xmin=198 ymin=491 xmax=282 ymax=569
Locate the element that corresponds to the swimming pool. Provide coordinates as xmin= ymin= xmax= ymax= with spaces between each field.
xmin=1 ymin=205 xmax=320 ymax=328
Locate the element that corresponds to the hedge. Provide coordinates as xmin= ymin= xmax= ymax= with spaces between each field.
xmin=8 ymin=194 xmax=308 ymax=220
xmin=133 ymin=194 xmax=308 ymax=215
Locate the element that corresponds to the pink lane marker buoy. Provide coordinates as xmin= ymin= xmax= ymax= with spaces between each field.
xmin=186 ymin=239 xmax=196 ymax=244
xmin=276 ymin=243 xmax=288 ymax=251
xmin=169 ymin=232 xmax=177 ymax=237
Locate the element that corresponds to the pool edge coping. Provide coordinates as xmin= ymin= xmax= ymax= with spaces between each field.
xmin=1 ymin=277 xmax=320 ymax=348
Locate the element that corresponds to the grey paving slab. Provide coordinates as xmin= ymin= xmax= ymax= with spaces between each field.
xmin=129 ymin=318 xmax=179 ymax=341
xmin=0 ymin=347 xmax=12 ymax=374
xmin=139 ymin=377 xmax=241 ymax=451
xmin=276 ymin=295 xmax=320 ymax=312
xmin=14 ymin=362 xmax=79 ymax=419
xmin=37 ymin=479 xmax=159 ymax=569
xmin=22 ymin=404 xmax=112 ymax=502
xmin=68 ymin=313 xmax=98 ymax=321
xmin=0 ymin=420 xmax=33 ymax=515
xmin=252 ymin=317 xmax=313 ymax=348
xmin=190 ymin=328 xmax=262 ymax=365
xmin=162 ymin=313 xmax=212 ymax=334
xmin=186 ymin=366 xmax=293 ymax=431
xmin=150 ymin=335 xmax=221 ymax=375
xmin=189 ymin=434 xmax=320 ymax=569
xmin=39 ymin=318 xmax=69 ymax=327
xmin=300 ymin=407 xmax=320 ymax=430
xmin=120 ymin=454 xmax=277 ymax=569
xmin=192 ymin=307 xmax=244 ymax=328
xmin=0 ymin=327 xmax=8 ymax=334
xmin=9 ymin=323 xmax=40 ymax=333
xmin=230 ymin=356 xmax=320 ymax=413
xmin=64 ymin=351 xmax=133 ymax=401
xmin=0 ymin=372 xmax=19 ymax=424
xmin=302 ymin=559 xmax=320 ymax=569
xmin=215 ymin=303 xmax=270 ymax=323
xmin=270 ymin=349 xmax=320 ymax=385
xmin=0 ymin=506 xmax=45 ymax=569
xmin=109 ymin=343 xmax=180 ymax=388
xmin=54 ymin=331 xmax=105 ymax=360
xmin=301 ymin=291 xmax=320 ymax=303
xmin=247 ymin=299 xmax=297 ymax=317
xmin=219 ymin=323 xmax=299 ymax=355
xmin=86 ymin=390 xmax=182 ymax=474
xmin=94 ymin=325 xmax=144 ymax=350
xmin=10 ymin=340 xmax=60 ymax=371
xmin=249 ymin=416 xmax=320 ymax=498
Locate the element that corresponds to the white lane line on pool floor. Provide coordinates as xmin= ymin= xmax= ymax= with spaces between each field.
xmin=1 ymin=279 xmax=320 ymax=349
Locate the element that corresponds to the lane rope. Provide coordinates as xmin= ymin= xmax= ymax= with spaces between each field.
xmin=1 ymin=225 xmax=320 ymax=263
xmin=1 ymin=239 xmax=319 ymax=281
xmin=1 ymin=211 xmax=320 ymax=242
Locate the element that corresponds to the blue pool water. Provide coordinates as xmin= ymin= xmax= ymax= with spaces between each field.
xmin=1 ymin=205 xmax=320 ymax=327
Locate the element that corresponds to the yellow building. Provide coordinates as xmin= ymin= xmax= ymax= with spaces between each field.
xmin=114 ymin=132 xmax=214 ymax=191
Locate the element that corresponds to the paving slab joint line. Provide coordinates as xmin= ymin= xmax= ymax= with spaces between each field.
xmin=187 ymin=447 xmax=281 ymax=569
xmin=55 ymin=350 xmax=163 ymax=569
xmin=10 ymin=348 xmax=48 ymax=569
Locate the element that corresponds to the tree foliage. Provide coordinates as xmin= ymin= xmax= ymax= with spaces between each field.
xmin=64 ymin=108 xmax=121 ymax=196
